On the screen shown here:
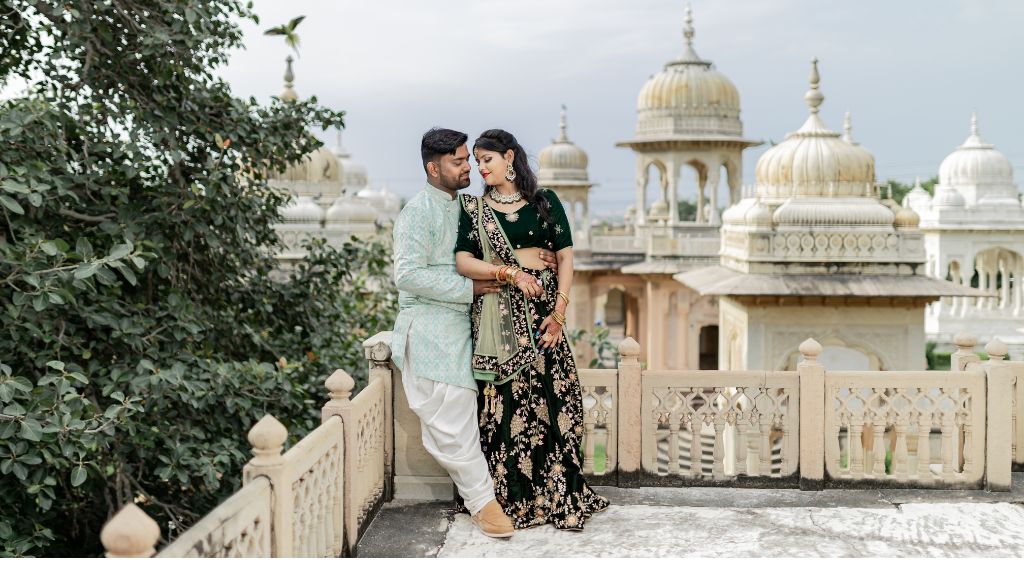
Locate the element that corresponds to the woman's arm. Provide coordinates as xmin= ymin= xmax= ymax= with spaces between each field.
xmin=456 ymin=251 xmax=544 ymax=298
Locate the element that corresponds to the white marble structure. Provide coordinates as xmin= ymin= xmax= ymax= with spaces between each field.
xmin=538 ymin=106 xmax=594 ymax=252
xmin=677 ymin=59 xmax=980 ymax=371
xmin=269 ymin=57 xmax=385 ymax=263
xmin=910 ymin=114 xmax=1024 ymax=358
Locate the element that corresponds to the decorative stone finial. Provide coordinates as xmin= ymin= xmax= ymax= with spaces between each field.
xmin=281 ymin=55 xmax=298 ymax=102
xmin=799 ymin=338 xmax=823 ymax=363
xmin=557 ymin=105 xmax=569 ymax=143
xmin=804 ymin=58 xmax=823 ymax=114
xmin=985 ymin=337 xmax=1008 ymax=362
xmin=325 ymin=369 xmax=356 ymax=402
xmin=954 ymin=331 xmax=978 ymax=350
xmin=843 ymin=111 xmax=853 ymax=142
xmin=247 ymin=414 xmax=287 ymax=463
xmin=101 ymin=504 xmax=161 ymax=558
xmin=618 ymin=337 xmax=641 ymax=357
xmin=683 ymin=4 xmax=695 ymax=48
xmin=970 ymin=111 xmax=978 ymax=137
xmin=914 ymin=176 xmax=921 ymax=188
xmin=886 ymin=184 xmax=893 ymax=200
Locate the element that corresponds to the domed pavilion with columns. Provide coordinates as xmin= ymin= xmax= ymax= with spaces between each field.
xmin=269 ymin=56 xmax=386 ymax=264
xmin=559 ymin=6 xmax=754 ymax=369
xmin=907 ymin=113 xmax=1024 ymax=359
xmin=676 ymin=59 xmax=981 ymax=371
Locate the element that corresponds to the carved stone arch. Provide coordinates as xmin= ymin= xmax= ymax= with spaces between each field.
xmin=773 ymin=329 xmax=891 ymax=371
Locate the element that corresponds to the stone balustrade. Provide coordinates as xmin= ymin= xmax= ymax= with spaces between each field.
xmin=100 ymin=344 xmax=394 ymax=558
xmin=101 ymin=330 xmax=1019 ymax=558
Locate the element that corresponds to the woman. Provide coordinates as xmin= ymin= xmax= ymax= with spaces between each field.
xmin=454 ymin=129 xmax=608 ymax=531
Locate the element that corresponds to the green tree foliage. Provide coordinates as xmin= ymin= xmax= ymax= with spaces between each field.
xmin=0 ymin=1 xmax=395 ymax=556
xmin=883 ymin=176 xmax=938 ymax=206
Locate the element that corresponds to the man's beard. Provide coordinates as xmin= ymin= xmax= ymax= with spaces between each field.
xmin=440 ymin=172 xmax=471 ymax=191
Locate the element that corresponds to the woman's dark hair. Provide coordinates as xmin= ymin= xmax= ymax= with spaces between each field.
xmin=473 ymin=129 xmax=551 ymax=223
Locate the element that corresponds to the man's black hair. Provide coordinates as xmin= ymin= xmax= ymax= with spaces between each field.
xmin=421 ymin=127 xmax=468 ymax=173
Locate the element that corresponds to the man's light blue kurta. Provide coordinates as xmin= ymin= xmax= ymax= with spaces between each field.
xmin=390 ymin=182 xmax=477 ymax=392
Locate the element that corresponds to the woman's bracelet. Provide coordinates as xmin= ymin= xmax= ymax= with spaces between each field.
xmin=494 ymin=265 xmax=506 ymax=283
xmin=551 ymin=311 xmax=566 ymax=326
xmin=556 ymin=291 xmax=570 ymax=307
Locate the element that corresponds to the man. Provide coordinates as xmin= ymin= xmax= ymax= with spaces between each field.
xmin=390 ymin=128 xmax=514 ymax=537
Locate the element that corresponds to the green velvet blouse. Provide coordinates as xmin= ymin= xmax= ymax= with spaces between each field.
xmin=454 ymin=189 xmax=573 ymax=258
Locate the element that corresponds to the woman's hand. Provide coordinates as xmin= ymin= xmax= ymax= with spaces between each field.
xmin=513 ymin=271 xmax=543 ymax=299
xmin=537 ymin=314 xmax=564 ymax=349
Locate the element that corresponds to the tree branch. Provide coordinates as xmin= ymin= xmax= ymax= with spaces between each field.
xmin=58 ymin=208 xmax=114 ymax=223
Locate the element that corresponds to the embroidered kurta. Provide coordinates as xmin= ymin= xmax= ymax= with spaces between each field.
xmin=391 ymin=183 xmax=477 ymax=391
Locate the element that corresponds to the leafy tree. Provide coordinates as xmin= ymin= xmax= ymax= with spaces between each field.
xmin=883 ymin=176 xmax=938 ymax=206
xmin=0 ymin=1 xmax=394 ymax=556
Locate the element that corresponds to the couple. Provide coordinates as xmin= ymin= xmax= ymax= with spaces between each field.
xmin=391 ymin=127 xmax=608 ymax=538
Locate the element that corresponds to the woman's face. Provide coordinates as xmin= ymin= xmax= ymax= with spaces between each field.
xmin=474 ymin=147 xmax=514 ymax=187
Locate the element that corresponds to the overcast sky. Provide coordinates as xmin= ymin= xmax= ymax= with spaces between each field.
xmin=219 ymin=0 xmax=1023 ymax=218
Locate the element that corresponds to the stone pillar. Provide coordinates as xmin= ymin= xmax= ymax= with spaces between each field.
xmin=566 ymin=199 xmax=577 ymax=236
xmin=727 ymin=159 xmax=742 ymax=207
xmin=696 ymin=175 xmax=706 ymax=224
xmin=363 ymin=335 xmax=395 ymax=500
xmin=616 ymin=338 xmax=642 ymax=487
xmin=708 ymin=164 xmax=721 ymax=226
xmin=243 ymin=414 xmax=293 ymax=557
xmin=984 ymin=338 xmax=1013 ymax=491
xmin=797 ymin=338 xmax=825 ymax=490
xmin=646 ymin=280 xmax=665 ymax=370
xmin=667 ymin=160 xmax=679 ymax=226
xmin=635 ymin=159 xmax=648 ymax=227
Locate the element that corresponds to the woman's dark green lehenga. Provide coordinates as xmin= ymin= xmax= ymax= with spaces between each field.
xmin=455 ymin=189 xmax=609 ymax=530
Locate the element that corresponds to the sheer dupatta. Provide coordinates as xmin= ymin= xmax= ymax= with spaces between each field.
xmin=461 ymin=194 xmax=537 ymax=385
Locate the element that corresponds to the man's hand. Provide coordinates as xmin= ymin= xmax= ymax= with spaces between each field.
xmin=473 ymin=279 xmax=502 ymax=296
xmin=539 ymin=249 xmax=558 ymax=273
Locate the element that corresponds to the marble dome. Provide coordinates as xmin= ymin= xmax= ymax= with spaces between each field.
xmin=538 ymin=107 xmax=589 ymax=182
xmin=937 ymin=113 xmax=1018 ymax=206
xmin=281 ymin=195 xmax=324 ymax=224
xmin=634 ymin=6 xmax=742 ymax=139
xmin=755 ymin=59 xmax=875 ymax=199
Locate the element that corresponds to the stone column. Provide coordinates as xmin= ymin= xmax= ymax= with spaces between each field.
xmin=635 ymin=156 xmax=648 ymax=227
xmin=646 ymin=280 xmax=666 ymax=370
xmin=984 ymin=339 xmax=1013 ymax=491
xmin=696 ymin=173 xmax=706 ymax=224
xmin=582 ymin=193 xmax=591 ymax=248
xmin=708 ymin=163 xmax=721 ymax=226
xmin=566 ymin=198 xmax=577 ymax=237
xmin=667 ymin=159 xmax=679 ymax=226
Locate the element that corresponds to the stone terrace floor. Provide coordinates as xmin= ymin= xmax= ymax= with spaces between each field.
xmin=357 ymin=472 xmax=1024 ymax=558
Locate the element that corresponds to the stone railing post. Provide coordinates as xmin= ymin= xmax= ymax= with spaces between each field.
xmin=797 ymin=338 xmax=825 ymax=491
xmin=984 ymin=338 xmax=1013 ymax=491
xmin=100 ymin=503 xmax=161 ymax=558
xmin=323 ymin=369 xmax=358 ymax=552
xmin=951 ymin=332 xmax=980 ymax=372
xmin=616 ymin=337 xmax=642 ymax=487
xmin=363 ymin=334 xmax=395 ymax=500
xmin=243 ymin=414 xmax=292 ymax=557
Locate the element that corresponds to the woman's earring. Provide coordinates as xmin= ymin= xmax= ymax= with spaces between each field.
xmin=505 ymin=162 xmax=516 ymax=182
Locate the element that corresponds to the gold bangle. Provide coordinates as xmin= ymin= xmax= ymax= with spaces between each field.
xmin=507 ymin=267 xmax=519 ymax=285
xmin=551 ymin=311 xmax=566 ymax=326
xmin=494 ymin=265 xmax=506 ymax=283
xmin=556 ymin=291 xmax=570 ymax=306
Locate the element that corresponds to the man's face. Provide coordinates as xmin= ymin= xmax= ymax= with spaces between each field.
xmin=434 ymin=144 xmax=472 ymax=192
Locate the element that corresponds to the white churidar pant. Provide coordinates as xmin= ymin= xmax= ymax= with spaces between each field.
xmin=403 ymin=338 xmax=494 ymax=515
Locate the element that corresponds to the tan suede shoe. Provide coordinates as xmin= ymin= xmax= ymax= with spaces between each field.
xmin=471 ymin=500 xmax=514 ymax=538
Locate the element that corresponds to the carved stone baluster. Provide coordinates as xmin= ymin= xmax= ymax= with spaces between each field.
xmin=735 ymin=415 xmax=749 ymax=476
xmin=747 ymin=413 xmax=761 ymax=476
xmin=871 ymin=389 xmax=887 ymax=477
xmin=779 ymin=413 xmax=791 ymax=479
xmin=894 ymin=414 xmax=909 ymax=481
xmin=668 ymin=418 xmax=681 ymax=477
xmin=962 ymin=409 xmax=973 ymax=476
xmin=850 ymin=415 xmax=865 ymax=480
xmin=689 ymin=409 xmax=703 ymax=479
xmin=941 ymin=408 xmax=955 ymax=482
xmin=759 ymin=414 xmax=771 ymax=476
xmin=713 ymin=411 xmax=727 ymax=480
xmin=583 ymin=420 xmax=596 ymax=474
xmin=916 ymin=410 xmax=932 ymax=483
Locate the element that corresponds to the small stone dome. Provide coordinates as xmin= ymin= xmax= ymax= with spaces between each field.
xmin=648 ymin=198 xmax=670 ymax=221
xmin=938 ymin=113 xmax=1014 ymax=188
xmin=281 ymin=195 xmax=324 ymax=224
xmin=325 ymin=196 xmax=376 ymax=224
xmin=745 ymin=202 xmax=773 ymax=227
xmin=634 ymin=6 xmax=742 ymax=139
xmin=273 ymin=146 xmax=340 ymax=183
xmin=893 ymin=206 xmax=920 ymax=228
xmin=538 ymin=107 xmax=589 ymax=182
xmin=755 ymin=60 xmax=875 ymax=199
xmin=332 ymin=132 xmax=368 ymax=192
xmin=903 ymin=177 xmax=932 ymax=212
